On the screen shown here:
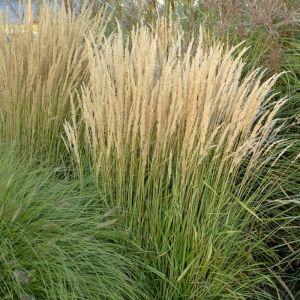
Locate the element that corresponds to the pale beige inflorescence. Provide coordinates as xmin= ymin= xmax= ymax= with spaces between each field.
xmin=0 ymin=5 xmax=107 ymax=156
xmin=64 ymin=23 xmax=284 ymax=186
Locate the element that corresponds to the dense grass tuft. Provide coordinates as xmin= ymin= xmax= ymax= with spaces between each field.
xmin=0 ymin=153 xmax=149 ymax=300
xmin=0 ymin=4 xmax=108 ymax=161
xmin=64 ymin=24 xmax=298 ymax=299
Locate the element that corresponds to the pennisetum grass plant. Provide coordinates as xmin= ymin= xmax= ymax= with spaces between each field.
xmin=64 ymin=22 xmax=298 ymax=298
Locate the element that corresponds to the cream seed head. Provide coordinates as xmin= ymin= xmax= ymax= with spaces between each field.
xmin=64 ymin=19 xmax=282 ymax=190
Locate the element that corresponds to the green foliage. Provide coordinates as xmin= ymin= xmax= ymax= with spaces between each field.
xmin=0 ymin=153 xmax=148 ymax=300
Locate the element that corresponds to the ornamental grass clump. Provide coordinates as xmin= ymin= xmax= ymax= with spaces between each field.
xmin=64 ymin=24 xmax=295 ymax=298
xmin=0 ymin=153 xmax=148 ymax=300
xmin=0 ymin=4 xmax=107 ymax=161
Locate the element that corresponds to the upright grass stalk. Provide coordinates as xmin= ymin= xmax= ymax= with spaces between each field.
xmin=0 ymin=4 xmax=108 ymax=161
xmin=64 ymin=24 xmax=295 ymax=298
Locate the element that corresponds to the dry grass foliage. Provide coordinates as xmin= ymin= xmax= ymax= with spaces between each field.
xmin=65 ymin=25 xmax=284 ymax=189
xmin=201 ymin=0 xmax=300 ymax=34
xmin=0 ymin=5 xmax=107 ymax=158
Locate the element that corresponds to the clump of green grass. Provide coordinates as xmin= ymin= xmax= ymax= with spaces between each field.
xmin=0 ymin=152 xmax=149 ymax=300
xmin=265 ymin=35 xmax=300 ymax=297
xmin=64 ymin=23 xmax=298 ymax=298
